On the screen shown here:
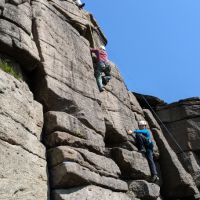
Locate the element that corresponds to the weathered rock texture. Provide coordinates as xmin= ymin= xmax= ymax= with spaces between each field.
xmin=144 ymin=107 xmax=199 ymax=199
xmin=0 ymin=69 xmax=48 ymax=199
xmin=52 ymin=186 xmax=133 ymax=200
xmin=128 ymin=180 xmax=160 ymax=200
xmin=156 ymin=98 xmax=200 ymax=189
xmin=0 ymin=0 xmax=200 ymax=200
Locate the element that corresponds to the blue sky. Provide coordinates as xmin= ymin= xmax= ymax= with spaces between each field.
xmin=83 ymin=0 xmax=200 ymax=103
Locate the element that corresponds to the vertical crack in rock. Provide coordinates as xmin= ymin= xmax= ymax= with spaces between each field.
xmin=0 ymin=68 xmax=48 ymax=199
xmin=31 ymin=0 xmax=44 ymax=63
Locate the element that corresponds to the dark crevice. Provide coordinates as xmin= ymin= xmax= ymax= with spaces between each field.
xmin=25 ymin=67 xmax=48 ymax=151
xmin=103 ymin=118 xmax=127 ymax=147
xmin=0 ymin=53 xmax=47 ymax=160
xmin=30 ymin=0 xmax=44 ymax=63
xmin=0 ymin=40 xmax=39 ymax=71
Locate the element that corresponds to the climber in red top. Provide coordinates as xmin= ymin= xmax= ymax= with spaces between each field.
xmin=91 ymin=46 xmax=111 ymax=92
xmin=91 ymin=46 xmax=108 ymax=63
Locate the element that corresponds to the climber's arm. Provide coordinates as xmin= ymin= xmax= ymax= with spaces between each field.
xmin=127 ymin=130 xmax=133 ymax=135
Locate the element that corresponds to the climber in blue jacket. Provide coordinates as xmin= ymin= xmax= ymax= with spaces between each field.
xmin=127 ymin=120 xmax=159 ymax=183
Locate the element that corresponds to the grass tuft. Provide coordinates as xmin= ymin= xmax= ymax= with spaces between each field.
xmin=0 ymin=59 xmax=22 ymax=80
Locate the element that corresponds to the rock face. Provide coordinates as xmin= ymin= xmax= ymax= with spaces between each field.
xmin=111 ymin=148 xmax=151 ymax=179
xmin=0 ymin=70 xmax=48 ymax=200
xmin=156 ymin=98 xmax=200 ymax=152
xmin=128 ymin=180 xmax=160 ymax=200
xmin=156 ymin=98 xmax=200 ymax=189
xmin=0 ymin=0 xmax=200 ymax=200
xmin=52 ymin=186 xmax=133 ymax=200
xmin=0 ymin=0 xmax=39 ymax=69
xmin=143 ymin=108 xmax=199 ymax=199
xmin=133 ymin=92 xmax=167 ymax=109
xmin=44 ymin=111 xmax=105 ymax=154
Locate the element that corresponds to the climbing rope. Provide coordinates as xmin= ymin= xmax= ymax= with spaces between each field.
xmin=141 ymin=95 xmax=188 ymax=159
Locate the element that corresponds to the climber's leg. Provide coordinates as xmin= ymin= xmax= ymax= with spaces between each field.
xmin=146 ymin=148 xmax=157 ymax=176
xmin=102 ymin=75 xmax=111 ymax=86
xmin=95 ymin=62 xmax=104 ymax=92
xmin=146 ymin=148 xmax=159 ymax=182
xmin=103 ymin=69 xmax=111 ymax=85
xmin=136 ymin=134 xmax=146 ymax=153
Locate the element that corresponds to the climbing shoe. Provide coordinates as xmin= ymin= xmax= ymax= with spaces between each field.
xmin=151 ymin=175 xmax=159 ymax=183
xmin=99 ymin=87 xmax=105 ymax=92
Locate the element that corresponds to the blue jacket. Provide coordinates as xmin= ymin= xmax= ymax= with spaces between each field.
xmin=133 ymin=129 xmax=153 ymax=144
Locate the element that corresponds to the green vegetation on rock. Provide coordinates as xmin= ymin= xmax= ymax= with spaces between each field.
xmin=0 ymin=59 xmax=22 ymax=80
